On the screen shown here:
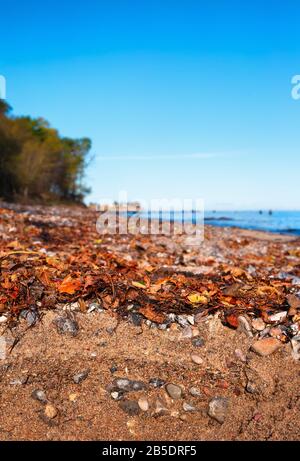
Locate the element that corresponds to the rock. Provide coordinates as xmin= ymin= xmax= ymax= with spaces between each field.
xmin=192 ymin=337 xmax=204 ymax=347
xmin=154 ymin=399 xmax=168 ymax=416
xmin=237 ymin=315 xmax=253 ymax=338
xmin=31 ymin=389 xmax=47 ymax=404
xmin=246 ymin=381 xmax=258 ymax=394
xmin=73 ymin=369 xmax=89 ymax=384
xmin=54 ymin=317 xmax=79 ymax=336
xmin=208 ymin=397 xmax=229 ymax=424
xmin=112 ymin=378 xmax=146 ymax=392
xmin=251 ymin=338 xmax=282 ymax=356
xmin=166 ymin=383 xmax=182 ymax=400
xmin=183 ymin=402 xmax=196 ymax=412
xmin=176 ymin=315 xmax=190 ymax=328
xmin=180 ymin=326 xmax=193 ymax=339
xmin=268 ymin=311 xmax=287 ymax=323
xmin=186 ymin=315 xmax=195 ymax=325
xmin=44 ymin=404 xmax=58 ymax=419
xmin=119 ymin=400 xmax=141 ymax=416
xmin=111 ymin=390 xmax=124 ymax=400
xmin=0 ymin=315 xmax=7 ymax=323
xmin=110 ymin=365 xmax=118 ymax=374
xmin=149 ymin=377 xmax=165 ymax=388
xmin=291 ymin=335 xmax=300 ymax=360
xmin=10 ymin=376 xmax=27 ymax=385
xmin=69 ymin=393 xmax=78 ymax=402
xmin=20 ymin=309 xmax=38 ymax=326
xmin=191 ymin=354 xmax=203 ymax=365
xmin=252 ymin=318 xmax=265 ymax=331
xmin=234 ymin=348 xmax=247 ymax=362
xmin=189 ymin=387 xmax=201 ymax=397
xmin=138 ymin=397 xmax=149 ymax=411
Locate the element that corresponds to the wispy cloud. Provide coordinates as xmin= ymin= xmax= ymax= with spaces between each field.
xmin=96 ymin=152 xmax=230 ymax=161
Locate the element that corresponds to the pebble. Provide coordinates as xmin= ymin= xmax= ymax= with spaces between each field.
xmin=251 ymin=338 xmax=282 ymax=356
xmin=183 ymin=402 xmax=196 ymax=412
xmin=154 ymin=399 xmax=168 ymax=416
xmin=252 ymin=318 xmax=265 ymax=331
xmin=20 ymin=309 xmax=38 ymax=326
xmin=291 ymin=335 xmax=300 ymax=360
xmin=166 ymin=383 xmax=182 ymax=400
xmin=234 ymin=348 xmax=247 ymax=362
xmin=110 ymin=365 xmax=118 ymax=374
xmin=208 ymin=397 xmax=229 ymax=424
xmin=111 ymin=390 xmax=124 ymax=400
xmin=192 ymin=337 xmax=205 ymax=347
xmin=138 ymin=397 xmax=149 ymax=411
xmin=44 ymin=404 xmax=58 ymax=419
xmin=119 ymin=400 xmax=141 ymax=416
xmin=112 ymin=378 xmax=146 ymax=392
xmin=268 ymin=311 xmax=287 ymax=323
xmin=31 ymin=389 xmax=47 ymax=404
xmin=191 ymin=354 xmax=203 ymax=365
xmin=69 ymin=393 xmax=78 ymax=402
xmin=237 ymin=315 xmax=253 ymax=338
xmin=54 ymin=317 xmax=79 ymax=336
xmin=10 ymin=376 xmax=27 ymax=385
xmin=149 ymin=378 xmax=165 ymax=388
xmin=176 ymin=315 xmax=190 ymax=328
xmin=180 ymin=326 xmax=193 ymax=339
xmin=189 ymin=387 xmax=201 ymax=397
xmin=73 ymin=369 xmax=89 ymax=384
xmin=0 ymin=315 xmax=7 ymax=323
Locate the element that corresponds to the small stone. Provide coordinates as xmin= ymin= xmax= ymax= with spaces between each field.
xmin=10 ymin=376 xmax=27 ymax=385
xmin=73 ymin=369 xmax=89 ymax=384
xmin=166 ymin=383 xmax=182 ymax=400
xmin=31 ymin=389 xmax=47 ymax=404
xmin=268 ymin=311 xmax=287 ymax=323
xmin=208 ymin=397 xmax=229 ymax=424
xmin=192 ymin=337 xmax=204 ymax=347
xmin=111 ymin=391 xmax=124 ymax=400
xmin=110 ymin=365 xmax=118 ymax=374
xmin=0 ymin=315 xmax=7 ymax=323
xmin=180 ymin=326 xmax=193 ymax=339
xmin=291 ymin=335 xmax=300 ymax=360
xmin=149 ymin=377 xmax=165 ymax=388
xmin=54 ymin=317 xmax=79 ymax=336
xmin=191 ymin=354 xmax=203 ymax=365
xmin=44 ymin=404 xmax=58 ymax=419
xmin=138 ymin=397 xmax=149 ymax=411
xmin=189 ymin=387 xmax=201 ymax=397
xmin=154 ymin=399 xmax=168 ymax=416
xmin=246 ymin=381 xmax=258 ymax=394
xmin=252 ymin=318 xmax=265 ymax=331
xmin=237 ymin=315 xmax=253 ymax=338
xmin=183 ymin=402 xmax=196 ymax=412
xmin=119 ymin=400 xmax=141 ymax=416
xmin=112 ymin=378 xmax=146 ymax=392
xmin=234 ymin=348 xmax=247 ymax=362
xmin=177 ymin=315 xmax=189 ymax=327
xmin=69 ymin=393 xmax=78 ymax=402
xmin=186 ymin=315 xmax=195 ymax=325
xmin=20 ymin=309 xmax=38 ymax=326
xmin=251 ymin=338 xmax=282 ymax=356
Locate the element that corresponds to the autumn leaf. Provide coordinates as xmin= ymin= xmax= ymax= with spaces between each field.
xmin=139 ymin=305 xmax=165 ymax=323
xmin=58 ymin=275 xmax=81 ymax=294
xmin=187 ymin=292 xmax=209 ymax=305
xmin=132 ymin=281 xmax=146 ymax=289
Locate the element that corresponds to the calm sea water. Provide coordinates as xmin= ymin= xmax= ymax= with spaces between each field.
xmin=137 ymin=210 xmax=300 ymax=235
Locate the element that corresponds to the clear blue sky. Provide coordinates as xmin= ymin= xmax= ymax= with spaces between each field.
xmin=1 ymin=1 xmax=300 ymax=209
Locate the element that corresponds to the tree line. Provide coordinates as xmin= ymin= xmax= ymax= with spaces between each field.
xmin=0 ymin=100 xmax=92 ymax=203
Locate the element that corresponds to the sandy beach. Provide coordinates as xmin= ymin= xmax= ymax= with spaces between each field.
xmin=0 ymin=204 xmax=299 ymax=441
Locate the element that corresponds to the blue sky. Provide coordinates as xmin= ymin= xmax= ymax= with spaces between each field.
xmin=1 ymin=1 xmax=300 ymax=209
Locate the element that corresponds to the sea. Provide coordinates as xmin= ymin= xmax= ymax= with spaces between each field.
xmin=136 ymin=210 xmax=300 ymax=236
